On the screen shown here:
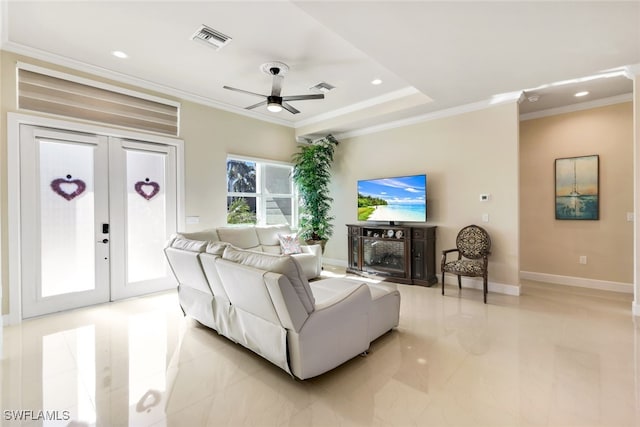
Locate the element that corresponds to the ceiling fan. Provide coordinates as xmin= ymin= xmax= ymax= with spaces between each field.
xmin=223 ymin=61 xmax=324 ymax=114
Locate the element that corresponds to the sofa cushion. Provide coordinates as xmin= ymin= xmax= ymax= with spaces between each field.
xmin=170 ymin=237 xmax=207 ymax=252
xmin=222 ymin=246 xmax=315 ymax=313
xmin=176 ymin=229 xmax=219 ymax=242
xmin=206 ymin=241 xmax=230 ymax=256
xmin=255 ymin=224 xmax=292 ymax=246
xmin=216 ymin=226 xmax=261 ymax=251
xmin=278 ymin=233 xmax=302 ymax=255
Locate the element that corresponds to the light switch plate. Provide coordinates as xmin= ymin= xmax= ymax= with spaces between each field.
xmin=186 ymin=216 xmax=200 ymax=224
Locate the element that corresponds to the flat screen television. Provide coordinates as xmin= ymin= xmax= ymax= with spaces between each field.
xmin=357 ymin=174 xmax=427 ymax=224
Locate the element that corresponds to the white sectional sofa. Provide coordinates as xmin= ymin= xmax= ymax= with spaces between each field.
xmin=164 ymin=225 xmax=401 ymax=380
xmin=176 ymin=224 xmax=322 ymax=279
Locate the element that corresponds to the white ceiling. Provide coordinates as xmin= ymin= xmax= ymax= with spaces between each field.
xmin=2 ymin=1 xmax=639 ymax=138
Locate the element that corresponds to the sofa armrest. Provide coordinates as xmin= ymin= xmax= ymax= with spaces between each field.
xmin=313 ymin=282 xmax=367 ymax=310
xmin=287 ymin=283 xmax=371 ymax=379
xmin=301 ymin=244 xmax=321 ymax=256
xmin=297 ymin=244 xmax=322 ymax=278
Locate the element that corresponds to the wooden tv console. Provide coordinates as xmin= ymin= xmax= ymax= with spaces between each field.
xmin=346 ymin=224 xmax=437 ymax=286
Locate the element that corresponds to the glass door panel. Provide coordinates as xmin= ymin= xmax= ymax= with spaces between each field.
xmin=20 ymin=126 xmax=110 ymax=318
xmin=110 ymin=139 xmax=178 ymax=300
xmin=39 ymin=140 xmax=96 ymax=297
xmin=126 ymin=150 xmax=167 ymax=283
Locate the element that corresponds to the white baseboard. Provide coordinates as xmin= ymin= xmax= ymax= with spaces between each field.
xmin=633 ymin=302 xmax=640 ymax=317
xmin=520 ymin=271 xmax=633 ymax=294
xmin=322 ymin=258 xmax=348 ymax=268
xmin=323 ymin=259 xmax=520 ymax=296
xmin=443 ymin=276 xmax=521 ymax=296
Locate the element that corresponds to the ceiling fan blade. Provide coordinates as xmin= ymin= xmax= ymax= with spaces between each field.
xmin=245 ymin=100 xmax=268 ymax=110
xmin=271 ymin=75 xmax=283 ymax=97
xmin=223 ymin=85 xmax=267 ymax=98
xmin=281 ymin=102 xmax=300 ymax=114
xmin=282 ymin=94 xmax=325 ymax=102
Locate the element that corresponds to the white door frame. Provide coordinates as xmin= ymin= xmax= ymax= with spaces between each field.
xmin=7 ymin=112 xmax=185 ymax=324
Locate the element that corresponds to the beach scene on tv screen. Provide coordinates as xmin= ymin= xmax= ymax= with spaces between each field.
xmin=358 ymin=175 xmax=426 ymax=222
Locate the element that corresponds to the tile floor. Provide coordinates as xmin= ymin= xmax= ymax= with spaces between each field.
xmin=1 ymin=269 xmax=639 ymax=426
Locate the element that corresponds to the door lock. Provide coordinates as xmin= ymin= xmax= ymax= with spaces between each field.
xmin=100 ymin=238 xmax=109 ymax=244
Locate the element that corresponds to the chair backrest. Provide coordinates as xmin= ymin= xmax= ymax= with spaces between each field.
xmin=456 ymin=225 xmax=491 ymax=259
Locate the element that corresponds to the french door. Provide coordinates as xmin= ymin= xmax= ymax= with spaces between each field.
xmin=19 ymin=125 xmax=179 ymax=318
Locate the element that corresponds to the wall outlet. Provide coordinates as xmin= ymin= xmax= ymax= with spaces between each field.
xmin=482 ymin=213 xmax=489 ymax=222
xmin=627 ymin=212 xmax=635 ymax=222
xmin=579 ymin=255 xmax=587 ymax=265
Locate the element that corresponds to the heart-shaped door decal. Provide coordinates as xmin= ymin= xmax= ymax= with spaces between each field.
xmin=134 ymin=178 xmax=160 ymax=200
xmin=51 ymin=175 xmax=86 ymax=201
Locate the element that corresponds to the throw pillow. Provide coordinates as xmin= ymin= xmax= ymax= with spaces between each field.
xmin=278 ymin=233 xmax=302 ymax=255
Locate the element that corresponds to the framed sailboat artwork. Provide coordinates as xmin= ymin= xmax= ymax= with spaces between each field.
xmin=555 ymin=155 xmax=599 ymax=220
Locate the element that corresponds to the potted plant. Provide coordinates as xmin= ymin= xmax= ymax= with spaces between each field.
xmin=291 ymin=134 xmax=339 ymax=252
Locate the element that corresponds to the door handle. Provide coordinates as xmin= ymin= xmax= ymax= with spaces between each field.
xmin=99 ymin=238 xmax=109 ymax=244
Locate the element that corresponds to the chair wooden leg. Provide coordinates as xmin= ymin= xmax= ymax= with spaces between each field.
xmin=441 ymin=272 xmax=445 ymax=295
xmin=457 ymin=275 xmax=462 ymax=289
xmin=483 ymin=275 xmax=488 ymax=304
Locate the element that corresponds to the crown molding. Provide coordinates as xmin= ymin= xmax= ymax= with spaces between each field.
xmin=1 ymin=41 xmax=294 ymax=128
xmin=623 ymin=63 xmax=640 ymax=79
xmin=519 ymin=93 xmax=633 ymax=121
xmin=294 ymin=86 xmax=423 ymax=129
xmin=334 ymin=91 xmax=522 ymax=140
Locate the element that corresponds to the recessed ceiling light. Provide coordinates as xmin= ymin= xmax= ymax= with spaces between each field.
xmin=574 ymin=91 xmax=589 ymax=97
xmin=111 ymin=50 xmax=128 ymax=59
xmin=371 ymin=79 xmax=383 ymax=85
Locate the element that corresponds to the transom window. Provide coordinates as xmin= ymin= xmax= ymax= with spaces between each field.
xmin=226 ymin=155 xmax=297 ymax=226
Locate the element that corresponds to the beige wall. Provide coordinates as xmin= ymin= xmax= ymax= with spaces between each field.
xmin=325 ymin=102 xmax=521 ymax=287
xmin=0 ymin=51 xmax=295 ymax=315
xmin=519 ymin=102 xmax=634 ymax=285
xmin=179 ymin=101 xmax=297 ymax=231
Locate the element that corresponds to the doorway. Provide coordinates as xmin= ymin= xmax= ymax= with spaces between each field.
xmin=10 ymin=115 xmax=184 ymax=320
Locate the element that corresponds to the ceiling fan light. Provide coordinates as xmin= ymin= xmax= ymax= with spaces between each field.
xmin=267 ymin=102 xmax=282 ymax=113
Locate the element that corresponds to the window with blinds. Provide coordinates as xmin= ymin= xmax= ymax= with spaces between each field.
xmin=18 ymin=68 xmax=179 ymax=136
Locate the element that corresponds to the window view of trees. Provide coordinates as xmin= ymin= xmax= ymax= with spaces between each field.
xmin=227 ymin=160 xmax=256 ymax=193
xmin=227 ymin=197 xmax=256 ymax=224
xmin=226 ymin=160 xmax=257 ymax=224
xmin=226 ymin=157 xmax=295 ymax=225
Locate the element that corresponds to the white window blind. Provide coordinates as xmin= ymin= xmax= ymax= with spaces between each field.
xmin=18 ymin=68 xmax=179 ymax=136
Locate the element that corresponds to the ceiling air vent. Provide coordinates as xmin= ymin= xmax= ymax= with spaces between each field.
xmin=191 ymin=25 xmax=232 ymax=50
xmin=310 ymin=82 xmax=336 ymax=93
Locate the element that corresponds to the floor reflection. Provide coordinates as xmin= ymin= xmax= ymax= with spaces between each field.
xmin=1 ymin=293 xmax=181 ymax=426
xmin=42 ymin=325 xmax=96 ymax=425
xmin=1 ymin=279 xmax=639 ymax=426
